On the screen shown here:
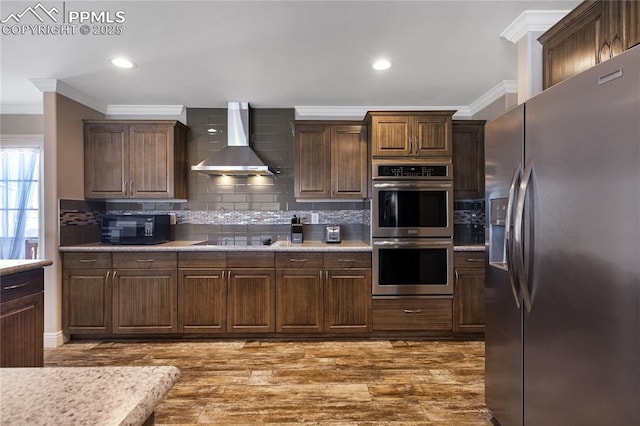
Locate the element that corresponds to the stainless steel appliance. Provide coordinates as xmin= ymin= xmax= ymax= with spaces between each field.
xmin=485 ymin=46 xmax=640 ymax=426
xmin=101 ymin=214 xmax=171 ymax=245
xmin=372 ymin=159 xmax=453 ymax=238
xmin=290 ymin=215 xmax=303 ymax=243
xmin=372 ymin=158 xmax=454 ymax=296
xmin=325 ymin=225 xmax=341 ymax=243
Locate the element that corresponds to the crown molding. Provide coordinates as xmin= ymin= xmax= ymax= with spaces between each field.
xmin=501 ymin=10 xmax=571 ymax=43
xmin=468 ymin=80 xmax=517 ymax=117
xmin=105 ymin=104 xmax=185 ymax=117
xmin=29 ymin=78 xmax=107 ymax=113
xmin=295 ymin=105 xmax=466 ymax=120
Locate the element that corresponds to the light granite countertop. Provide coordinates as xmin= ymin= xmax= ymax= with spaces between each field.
xmin=0 ymin=259 xmax=53 ymax=276
xmin=59 ymin=240 xmax=373 ymax=252
xmin=0 ymin=366 xmax=179 ymax=426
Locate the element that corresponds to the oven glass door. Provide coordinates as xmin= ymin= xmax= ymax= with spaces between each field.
xmin=373 ymin=239 xmax=453 ymax=295
xmin=372 ymin=181 xmax=453 ymax=238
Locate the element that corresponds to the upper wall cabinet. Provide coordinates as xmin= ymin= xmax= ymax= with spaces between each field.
xmin=365 ymin=111 xmax=454 ymax=158
xmin=293 ymin=121 xmax=368 ymax=200
xmin=539 ymin=0 xmax=640 ymax=89
xmin=84 ymin=120 xmax=189 ymax=199
xmin=452 ymin=120 xmax=485 ymax=200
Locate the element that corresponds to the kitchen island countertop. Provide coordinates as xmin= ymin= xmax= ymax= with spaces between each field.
xmin=0 ymin=366 xmax=179 ymax=426
xmin=59 ymin=240 xmax=372 ymax=252
xmin=0 ymin=259 xmax=53 ymax=276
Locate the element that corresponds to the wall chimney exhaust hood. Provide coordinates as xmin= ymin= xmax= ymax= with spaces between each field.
xmin=191 ymin=102 xmax=276 ymax=176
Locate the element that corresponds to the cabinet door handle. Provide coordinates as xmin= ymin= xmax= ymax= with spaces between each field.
xmin=403 ymin=309 xmax=422 ymax=314
xmin=113 ymin=271 xmax=118 ymax=281
xmin=79 ymin=259 xmax=97 ymax=263
xmin=130 ymin=181 xmax=134 ymax=197
xmin=3 ymin=282 xmax=30 ymax=290
xmin=105 ymin=271 xmax=111 ymax=282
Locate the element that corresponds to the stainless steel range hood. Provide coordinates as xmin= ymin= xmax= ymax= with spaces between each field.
xmin=191 ymin=102 xmax=275 ymax=176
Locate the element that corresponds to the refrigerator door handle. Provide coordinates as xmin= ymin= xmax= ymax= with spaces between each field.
xmin=514 ymin=159 xmax=534 ymax=313
xmin=505 ymin=162 xmax=522 ymax=309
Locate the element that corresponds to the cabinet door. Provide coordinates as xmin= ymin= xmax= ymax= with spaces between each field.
xmin=63 ymin=268 xmax=112 ymax=334
xmin=413 ymin=114 xmax=452 ymax=157
xmin=112 ymin=269 xmax=177 ymax=333
xmin=129 ymin=124 xmax=173 ymax=198
xmin=228 ymin=268 xmax=275 ymax=333
xmin=370 ymin=115 xmax=411 ymax=157
xmin=276 ymin=269 xmax=323 ymax=333
xmin=84 ymin=123 xmax=128 ymax=198
xmin=324 ymin=269 xmax=371 ymax=333
xmin=540 ymin=2 xmax=605 ymax=89
xmin=453 ymin=252 xmax=485 ymax=334
xmin=294 ymin=124 xmax=331 ymax=199
xmin=1 ymin=292 xmax=44 ymax=367
xmin=453 ymin=121 xmax=485 ymax=199
xmin=331 ymin=125 xmax=368 ymax=199
xmin=624 ymin=0 xmax=640 ymax=50
xmin=178 ymin=269 xmax=226 ymax=333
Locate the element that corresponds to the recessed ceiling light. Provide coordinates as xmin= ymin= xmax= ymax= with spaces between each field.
xmin=110 ymin=57 xmax=135 ymax=69
xmin=372 ymin=59 xmax=392 ymax=71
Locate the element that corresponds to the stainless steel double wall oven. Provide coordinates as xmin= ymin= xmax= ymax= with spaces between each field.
xmin=372 ymin=159 xmax=454 ymax=296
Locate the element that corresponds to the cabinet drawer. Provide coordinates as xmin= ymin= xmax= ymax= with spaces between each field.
xmin=324 ymin=252 xmax=371 ymax=268
xmin=113 ymin=252 xmax=177 ymax=269
xmin=276 ymin=252 xmax=323 ymax=269
xmin=179 ymin=252 xmax=226 ymax=268
xmin=454 ymin=251 xmax=485 ymax=268
xmin=227 ymin=251 xmax=274 ymax=268
xmin=373 ymin=298 xmax=452 ymax=331
xmin=1 ymin=269 xmax=44 ymax=303
xmin=63 ymin=252 xmax=112 ymax=269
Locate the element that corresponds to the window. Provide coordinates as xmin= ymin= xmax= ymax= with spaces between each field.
xmin=0 ymin=147 xmax=41 ymax=259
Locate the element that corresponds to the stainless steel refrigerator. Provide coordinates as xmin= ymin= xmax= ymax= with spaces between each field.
xmin=485 ymin=45 xmax=639 ymax=426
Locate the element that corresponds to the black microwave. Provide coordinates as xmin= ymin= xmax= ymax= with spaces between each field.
xmin=101 ymin=214 xmax=171 ymax=245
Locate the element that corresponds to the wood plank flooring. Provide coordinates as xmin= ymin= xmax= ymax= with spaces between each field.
xmin=44 ymin=339 xmax=492 ymax=425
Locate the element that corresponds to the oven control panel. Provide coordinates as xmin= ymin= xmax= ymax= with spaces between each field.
xmin=376 ymin=165 xmax=449 ymax=178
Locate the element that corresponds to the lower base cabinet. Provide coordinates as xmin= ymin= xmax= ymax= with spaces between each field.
xmin=276 ymin=268 xmax=324 ymax=333
xmin=453 ymin=251 xmax=485 ymax=334
xmin=372 ymin=298 xmax=453 ymax=332
xmin=228 ymin=268 xmax=276 ymax=333
xmin=1 ymin=268 xmax=44 ymax=367
xmin=178 ymin=269 xmax=226 ymax=333
xmin=324 ymin=269 xmax=372 ymax=333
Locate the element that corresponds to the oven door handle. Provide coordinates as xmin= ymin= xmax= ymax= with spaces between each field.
xmin=373 ymin=182 xmax=452 ymax=189
xmin=373 ymin=240 xmax=452 ymax=248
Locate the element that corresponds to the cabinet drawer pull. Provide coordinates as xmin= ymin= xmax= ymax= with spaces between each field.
xmin=289 ymin=259 xmax=308 ymax=263
xmin=466 ymin=258 xmax=484 ymax=262
xmin=79 ymin=259 xmax=97 ymax=263
xmin=338 ymin=259 xmax=356 ymax=262
xmin=3 ymin=282 xmax=30 ymax=290
xmin=403 ymin=309 xmax=422 ymax=314
xmin=136 ymin=259 xmax=155 ymax=263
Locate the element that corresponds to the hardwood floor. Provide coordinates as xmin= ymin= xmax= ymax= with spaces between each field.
xmin=44 ymin=339 xmax=492 ymax=425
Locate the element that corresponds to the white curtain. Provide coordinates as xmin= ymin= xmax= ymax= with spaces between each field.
xmin=0 ymin=147 xmax=40 ymax=259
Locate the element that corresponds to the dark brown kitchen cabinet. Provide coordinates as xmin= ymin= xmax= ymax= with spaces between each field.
xmin=275 ymin=253 xmax=324 ymax=333
xmin=1 ymin=268 xmax=44 ymax=367
xmin=112 ymin=252 xmax=178 ymax=334
xmin=62 ymin=253 xmax=112 ymax=335
xmin=453 ymin=120 xmax=485 ymax=200
xmin=539 ymin=0 xmax=640 ymax=89
xmin=365 ymin=111 xmax=454 ymax=158
xmin=453 ymin=251 xmax=485 ymax=334
xmin=227 ymin=252 xmax=275 ymax=333
xmin=293 ymin=121 xmax=368 ymax=199
xmin=372 ymin=298 xmax=453 ymax=332
xmin=323 ymin=253 xmax=372 ymax=334
xmin=84 ymin=120 xmax=189 ymax=199
xmin=178 ymin=252 xmax=227 ymax=333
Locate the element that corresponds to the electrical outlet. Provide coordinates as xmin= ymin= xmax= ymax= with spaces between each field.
xmin=311 ymin=213 xmax=319 ymax=224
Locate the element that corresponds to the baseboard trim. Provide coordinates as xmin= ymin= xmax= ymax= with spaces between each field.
xmin=44 ymin=331 xmax=67 ymax=348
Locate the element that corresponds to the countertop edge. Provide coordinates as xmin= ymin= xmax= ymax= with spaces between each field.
xmin=59 ymin=241 xmax=373 ymax=252
xmin=453 ymin=245 xmax=486 ymax=252
xmin=0 ymin=259 xmax=53 ymax=276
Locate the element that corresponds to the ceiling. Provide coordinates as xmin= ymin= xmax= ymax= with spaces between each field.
xmin=0 ymin=1 xmax=580 ymax=116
